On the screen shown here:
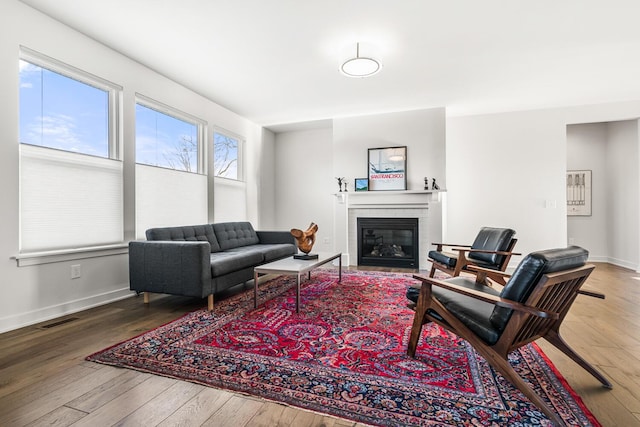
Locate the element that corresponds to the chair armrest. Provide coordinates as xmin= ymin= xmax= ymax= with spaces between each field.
xmin=412 ymin=274 xmax=558 ymax=319
xmin=453 ymin=248 xmax=521 ymax=256
xmin=467 ymin=265 xmax=512 ymax=278
xmin=431 ymin=242 xmax=472 ymax=248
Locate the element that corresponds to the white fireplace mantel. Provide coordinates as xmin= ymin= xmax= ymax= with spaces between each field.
xmin=332 ymin=190 xmax=446 ymax=269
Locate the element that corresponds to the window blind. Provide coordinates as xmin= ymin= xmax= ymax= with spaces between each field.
xmin=135 ymin=164 xmax=208 ymax=239
xmin=20 ymin=144 xmax=123 ymax=252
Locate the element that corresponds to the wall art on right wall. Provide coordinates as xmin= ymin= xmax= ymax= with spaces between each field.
xmin=567 ymin=170 xmax=592 ymax=216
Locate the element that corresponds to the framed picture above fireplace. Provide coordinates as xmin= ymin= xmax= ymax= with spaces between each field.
xmin=368 ymin=146 xmax=407 ymax=191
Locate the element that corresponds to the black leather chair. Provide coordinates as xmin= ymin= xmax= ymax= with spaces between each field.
xmin=428 ymin=227 xmax=517 ymax=285
xmin=407 ymin=246 xmax=611 ymax=425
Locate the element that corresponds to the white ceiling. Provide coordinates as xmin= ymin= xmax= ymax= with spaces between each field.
xmin=19 ymin=0 xmax=640 ymax=128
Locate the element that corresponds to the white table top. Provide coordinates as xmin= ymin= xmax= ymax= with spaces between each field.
xmin=254 ymin=252 xmax=341 ymax=274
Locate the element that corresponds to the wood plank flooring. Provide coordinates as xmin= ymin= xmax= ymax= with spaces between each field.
xmin=0 ymin=263 xmax=638 ymax=426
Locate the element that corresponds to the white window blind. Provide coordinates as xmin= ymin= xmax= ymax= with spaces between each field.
xmin=135 ymin=164 xmax=208 ymax=239
xmin=20 ymin=144 xmax=123 ymax=252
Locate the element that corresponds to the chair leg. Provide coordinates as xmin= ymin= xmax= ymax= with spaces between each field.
xmin=407 ymin=300 xmax=430 ymax=357
xmin=429 ymin=264 xmax=437 ymax=278
xmin=544 ymin=329 xmax=612 ymax=389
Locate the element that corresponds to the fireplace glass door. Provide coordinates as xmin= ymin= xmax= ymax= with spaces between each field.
xmin=357 ymin=217 xmax=419 ymax=268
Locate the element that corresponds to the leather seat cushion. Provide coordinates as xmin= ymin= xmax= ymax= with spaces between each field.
xmin=428 ymin=250 xmax=458 ymax=268
xmin=407 ymin=277 xmax=502 ymax=345
xmin=490 ymin=246 xmax=588 ymax=329
xmin=468 ymin=227 xmax=515 ymax=265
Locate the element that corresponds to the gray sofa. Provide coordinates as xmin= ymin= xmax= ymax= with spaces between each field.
xmin=129 ymin=222 xmax=297 ymax=310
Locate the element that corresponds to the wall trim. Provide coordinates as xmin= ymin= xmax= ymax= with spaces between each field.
xmin=0 ymin=286 xmax=133 ymax=334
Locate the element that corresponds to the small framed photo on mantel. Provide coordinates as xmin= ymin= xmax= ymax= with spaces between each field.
xmin=354 ymin=178 xmax=368 ymax=191
xmin=368 ymin=146 xmax=407 ymax=191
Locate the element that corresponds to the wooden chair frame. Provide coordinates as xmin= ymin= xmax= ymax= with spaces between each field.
xmin=408 ymin=264 xmax=612 ymax=426
xmin=428 ymin=238 xmax=519 ymax=285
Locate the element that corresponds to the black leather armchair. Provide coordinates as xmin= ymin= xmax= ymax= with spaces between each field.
xmin=428 ymin=227 xmax=517 ymax=284
xmin=407 ymin=246 xmax=611 ymax=425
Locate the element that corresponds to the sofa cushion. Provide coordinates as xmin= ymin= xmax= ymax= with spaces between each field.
xmin=146 ymin=224 xmax=221 ymax=252
xmin=210 ymin=250 xmax=264 ymax=277
xmin=213 ymin=222 xmax=260 ymax=250
xmin=226 ymin=243 xmax=296 ymax=262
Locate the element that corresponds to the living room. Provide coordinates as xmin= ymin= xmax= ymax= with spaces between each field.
xmin=1 ymin=1 xmax=640 ymax=425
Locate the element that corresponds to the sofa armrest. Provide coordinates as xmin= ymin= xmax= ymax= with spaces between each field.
xmin=256 ymin=230 xmax=295 ymax=245
xmin=129 ymin=240 xmax=212 ymax=298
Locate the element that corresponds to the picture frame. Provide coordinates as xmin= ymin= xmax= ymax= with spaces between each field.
xmin=567 ymin=170 xmax=592 ymax=216
xmin=367 ymin=146 xmax=407 ymax=191
xmin=354 ymin=178 xmax=369 ymax=191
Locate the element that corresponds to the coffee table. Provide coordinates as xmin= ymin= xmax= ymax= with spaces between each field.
xmin=254 ymin=252 xmax=342 ymax=313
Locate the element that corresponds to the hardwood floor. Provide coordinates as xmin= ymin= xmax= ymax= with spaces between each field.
xmin=0 ymin=263 xmax=638 ymax=426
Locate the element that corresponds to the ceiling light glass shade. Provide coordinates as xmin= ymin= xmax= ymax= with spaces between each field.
xmin=340 ymin=43 xmax=381 ymax=78
xmin=341 ymin=57 xmax=381 ymax=77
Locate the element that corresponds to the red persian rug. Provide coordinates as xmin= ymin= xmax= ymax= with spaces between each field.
xmin=87 ymin=270 xmax=600 ymax=426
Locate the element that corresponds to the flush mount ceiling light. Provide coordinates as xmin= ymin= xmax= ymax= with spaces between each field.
xmin=340 ymin=43 xmax=381 ymax=78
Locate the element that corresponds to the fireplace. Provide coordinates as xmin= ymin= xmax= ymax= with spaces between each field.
xmin=357 ymin=217 xmax=419 ymax=268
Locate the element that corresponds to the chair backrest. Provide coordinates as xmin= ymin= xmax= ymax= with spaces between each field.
xmin=468 ymin=227 xmax=516 ymax=266
xmin=489 ymin=246 xmax=589 ymax=331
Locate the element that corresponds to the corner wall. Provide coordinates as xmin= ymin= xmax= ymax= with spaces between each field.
xmin=0 ymin=0 xmax=266 ymax=332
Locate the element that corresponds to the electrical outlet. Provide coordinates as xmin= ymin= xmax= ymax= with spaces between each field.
xmin=71 ymin=264 xmax=81 ymax=279
xmin=323 ymin=238 xmax=330 ymax=244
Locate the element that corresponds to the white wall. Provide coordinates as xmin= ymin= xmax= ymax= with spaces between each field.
xmin=0 ymin=1 xmax=266 ymax=332
xmin=273 ymin=127 xmax=334 ymax=251
xmin=447 ymin=102 xmax=640 ymax=267
xmin=333 ymin=108 xmax=446 ymax=191
xmin=566 ymin=123 xmax=608 ymax=259
xmin=607 ymin=121 xmax=639 ymax=268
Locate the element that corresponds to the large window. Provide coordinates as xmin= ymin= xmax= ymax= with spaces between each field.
xmin=19 ymin=48 xmax=122 ymax=253
xmin=134 ymin=96 xmax=207 ymax=238
xmin=135 ymin=99 xmax=201 ymax=173
xmin=214 ymin=131 xmax=242 ymax=180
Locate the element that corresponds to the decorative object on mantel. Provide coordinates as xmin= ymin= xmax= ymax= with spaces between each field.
xmin=431 ymin=178 xmax=440 ymax=190
xmin=291 ymin=222 xmax=319 ymax=259
xmin=424 ymin=177 xmax=429 ymax=190
xmin=368 ymin=146 xmax=407 ymax=191
xmin=335 ymin=177 xmax=345 ymax=192
xmin=355 ymin=178 xmax=368 ymax=191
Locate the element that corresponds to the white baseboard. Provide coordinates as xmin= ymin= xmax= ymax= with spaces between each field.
xmin=602 ymin=257 xmax=639 ymax=272
xmin=0 ymin=286 xmax=134 ymax=334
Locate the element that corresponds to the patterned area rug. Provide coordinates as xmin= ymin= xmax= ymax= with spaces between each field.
xmin=88 ymin=270 xmax=600 ymax=426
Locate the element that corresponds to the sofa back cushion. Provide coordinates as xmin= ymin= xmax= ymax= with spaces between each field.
xmin=213 ymin=222 xmax=260 ymax=250
xmin=146 ymin=224 xmax=221 ymax=252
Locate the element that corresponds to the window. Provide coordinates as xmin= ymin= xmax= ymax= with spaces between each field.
xmin=214 ymin=131 xmax=242 ymax=180
xmin=134 ymin=96 xmax=207 ymax=238
xmin=135 ymin=99 xmax=202 ymax=173
xmin=18 ymin=48 xmax=123 ymax=254
xmin=19 ymin=60 xmax=111 ymax=157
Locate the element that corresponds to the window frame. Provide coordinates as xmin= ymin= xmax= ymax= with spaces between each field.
xmin=16 ymin=47 xmax=125 ymax=264
xmin=19 ymin=46 xmax=121 ymax=160
xmin=213 ymin=128 xmax=244 ymax=182
xmin=135 ymin=94 xmax=206 ymax=175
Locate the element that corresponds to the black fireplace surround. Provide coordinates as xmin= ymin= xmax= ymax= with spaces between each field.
xmin=357 ymin=217 xmax=419 ymax=268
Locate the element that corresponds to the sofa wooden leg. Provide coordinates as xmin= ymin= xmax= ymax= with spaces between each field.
xmin=143 ymin=292 xmax=150 ymax=305
xmin=208 ymin=294 xmax=214 ymax=311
